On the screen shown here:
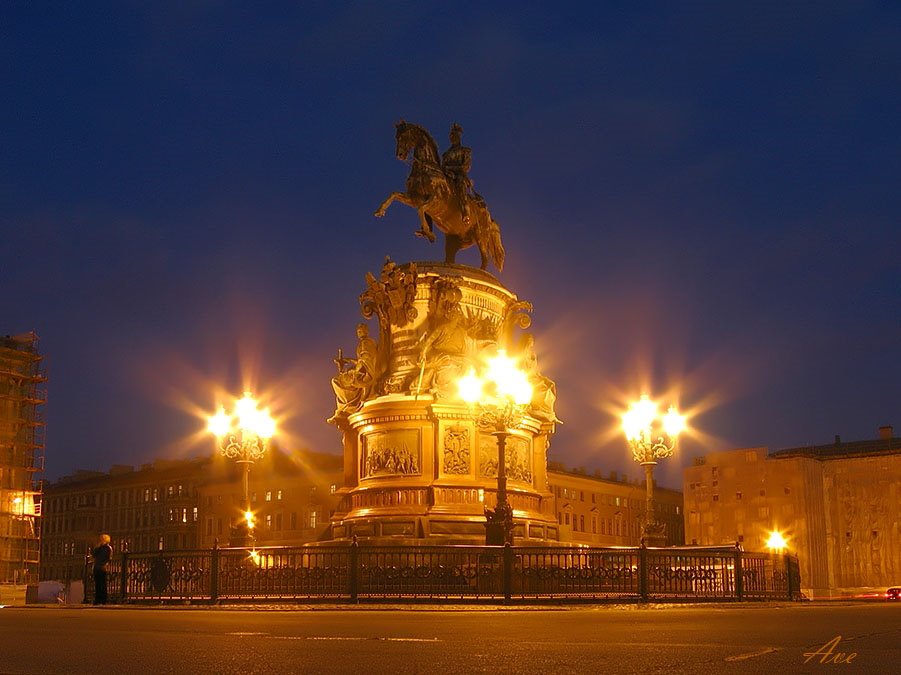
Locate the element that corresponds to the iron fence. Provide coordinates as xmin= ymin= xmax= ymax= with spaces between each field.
xmin=84 ymin=544 xmax=802 ymax=604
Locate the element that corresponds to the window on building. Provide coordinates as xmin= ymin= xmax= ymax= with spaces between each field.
xmin=177 ymin=484 xmax=184 ymax=497
xmin=784 ymin=487 xmax=791 ymax=495
xmin=330 ymin=484 xmax=337 ymax=495
xmin=290 ymin=512 xmax=297 ymax=529
xmin=265 ymin=491 xmax=272 ymax=502
xmin=615 ymin=497 xmax=621 ymax=506
xmin=712 ymin=480 xmax=718 ymax=487
xmin=277 ymin=490 xmax=283 ymax=500
xmin=735 ymin=492 xmax=742 ymax=500
xmin=251 ymin=492 xmax=257 ymax=503
xmin=206 ymin=518 xmax=213 ymax=536
xmin=309 ymin=511 xmax=317 ymax=528
xmin=275 ymin=513 xmax=282 ymax=530
xmin=591 ymin=518 xmax=597 ymax=534
xmin=676 ymin=506 xmax=681 ymax=515
xmin=192 ymin=507 xmax=198 ymax=522
xmin=143 ymin=489 xmax=150 ymax=502
xmin=167 ymin=486 xmax=174 ymax=498
xmin=759 ymin=489 xmax=766 ymax=497
xmin=266 ymin=514 xmax=272 ymax=530
xmin=713 ymin=495 xmax=719 ymax=502
xmin=758 ymin=506 xmax=769 ymax=518
xmin=580 ymin=491 xmax=584 ymax=502
xmin=564 ymin=513 xmax=570 ymax=526
xmin=580 ymin=515 xmax=585 ymax=531
xmin=152 ymin=488 xmax=159 ymax=502
xmin=591 ymin=493 xmax=596 ymax=504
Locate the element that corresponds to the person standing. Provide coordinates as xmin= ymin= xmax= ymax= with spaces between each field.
xmin=91 ymin=534 xmax=112 ymax=605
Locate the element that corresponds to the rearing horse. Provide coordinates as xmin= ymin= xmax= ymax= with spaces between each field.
xmin=374 ymin=121 xmax=505 ymax=272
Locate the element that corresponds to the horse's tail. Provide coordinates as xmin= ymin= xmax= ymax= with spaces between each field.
xmin=483 ymin=212 xmax=505 ymax=272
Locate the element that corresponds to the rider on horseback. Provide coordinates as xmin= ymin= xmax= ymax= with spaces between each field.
xmin=441 ymin=123 xmax=474 ymax=224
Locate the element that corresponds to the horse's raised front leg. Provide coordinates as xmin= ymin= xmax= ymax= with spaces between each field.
xmin=416 ymin=200 xmax=437 ymax=242
xmin=374 ymin=191 xmax=416 ymax=217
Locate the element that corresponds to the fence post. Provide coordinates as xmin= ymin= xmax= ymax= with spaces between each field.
xmin=119 ymin=548 xmax=129 ymax=603
xmin=638 ymin=544 xmax=649 ymax=602
xmin=503 ymin=543 xmax=513 ymax=604
xmin=734 ymin=546 xmax=744 ymax=601
xmin=210 ymin=540 xmax=219 ymax=604
xmin=349 ymin=536 xmax=359 ymax=603
xmin=784 ymin=553 xmax=793 ymax=600
xmin=82 ymin=552 xmax=91 ymax=604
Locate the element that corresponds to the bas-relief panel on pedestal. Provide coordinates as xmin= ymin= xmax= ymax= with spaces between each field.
xmin=362 ymin=429 xmax=421 ymax=478
xmin=442 ymin=424 xmax=471 ymax=475
xmin=479 ymin=434 xmax=532 ymax=483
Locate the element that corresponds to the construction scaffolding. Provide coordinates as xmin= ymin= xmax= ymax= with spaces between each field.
xmin=0 ymin=332 xmax=45 ymax=586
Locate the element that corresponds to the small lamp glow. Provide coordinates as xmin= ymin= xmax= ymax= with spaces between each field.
xmin=766 ymin=530 xmax=788 ymax=551
xmin=662 ymin=405 xmax=685 ymax=438
xmin=458 ymin=369 xmax=484 ymax=404
xmin=485 ymin=351 xmax=533 ymax=405
xmin=207 ymin=407 xmax=231 ymax=438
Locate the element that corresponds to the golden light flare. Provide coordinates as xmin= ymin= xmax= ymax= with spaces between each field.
xmin=457 ymin=368 xmax=484 ymax=404
xmin=485 ymin=350 xmax=533 ymax=405
xmin=205 ymin=391 xmax=277 ymax=442
xmin=127 ymin=331 xmax=318 ymax=461
xmin=766 ymin=529 xmax=788 ymax=551
xmin=458 ymin=350 xmax=533 ymax=407
xmin=594 ymin=381 xmax=701 ymax=452
xmin=206 ymin=407 xmax=231 ymax=437
xmin=244 ymin=510 xmax=255 ymax=530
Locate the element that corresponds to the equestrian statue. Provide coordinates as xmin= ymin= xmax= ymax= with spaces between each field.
xmin=374 ymin=121 xmax=505 ymax=272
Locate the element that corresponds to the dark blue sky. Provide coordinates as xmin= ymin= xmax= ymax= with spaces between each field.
xmin=3 ymin=2 xmax=899 ymax=487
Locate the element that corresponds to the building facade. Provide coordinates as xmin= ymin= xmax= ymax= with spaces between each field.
xmin=196 ymin=450 xmax=343 ymax=549
xmin=683 ymin=427 xmax=900 ymax=597
xmin=40 ymin=449 xmax=343 ymax=582
xmin=548 ymin=463 xmax=684 ymax=546
xmin=0 ymin=332 xmax=46 ymax=586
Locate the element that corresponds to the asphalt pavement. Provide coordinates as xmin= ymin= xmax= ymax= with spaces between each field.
xmin=0 ymin=602 xmax=898 ymax=674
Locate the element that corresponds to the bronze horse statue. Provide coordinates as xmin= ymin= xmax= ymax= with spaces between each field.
xmin=374 ymin=121 xmax=505 ymax=272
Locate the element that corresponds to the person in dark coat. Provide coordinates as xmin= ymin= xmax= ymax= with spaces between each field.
xmin=91 ymin=534 xmax=112 ymax=605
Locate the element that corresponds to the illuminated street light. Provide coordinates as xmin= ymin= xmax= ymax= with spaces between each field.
xmin=621 ymin=394 xmax=685 ymax=547
xmin=766 ymin=530 xmax=788 ymax=552
xmin=458 ymin=350 xmax=533 ymax=546
xmin=207 ymin=391 xmax=276 ymax=547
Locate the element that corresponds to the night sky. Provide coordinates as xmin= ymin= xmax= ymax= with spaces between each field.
xmin=3 ymin=3 xmax=899 ymax=488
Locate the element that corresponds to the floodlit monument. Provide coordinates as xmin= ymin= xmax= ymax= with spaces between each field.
xmin=327 ymin=122 xmax=561 ymax=544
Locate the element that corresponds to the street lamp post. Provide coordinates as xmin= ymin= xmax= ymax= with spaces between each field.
xmin=207 ymin=391 xmax=276 ymax=547
xmin=458 ymin=351 xmax=533 ymax=546
xmin=621 ymin=394 xmax=684 ymax=547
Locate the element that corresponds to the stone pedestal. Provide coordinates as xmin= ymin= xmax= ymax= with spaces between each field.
xmin=327 ymin=261 xmax=559 ymax=544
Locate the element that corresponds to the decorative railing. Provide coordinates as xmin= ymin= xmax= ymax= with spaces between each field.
xmin=84 ymin=544 xmax=802 ymax=604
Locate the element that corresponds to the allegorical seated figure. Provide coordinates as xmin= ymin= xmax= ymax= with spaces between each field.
xmin=416 ymin=286 xmax=468 ymax=399
xmin=518 ymin=332 xmax=561 ymax=424
xmin=329 ymin=323 xmax=378 ymax=422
